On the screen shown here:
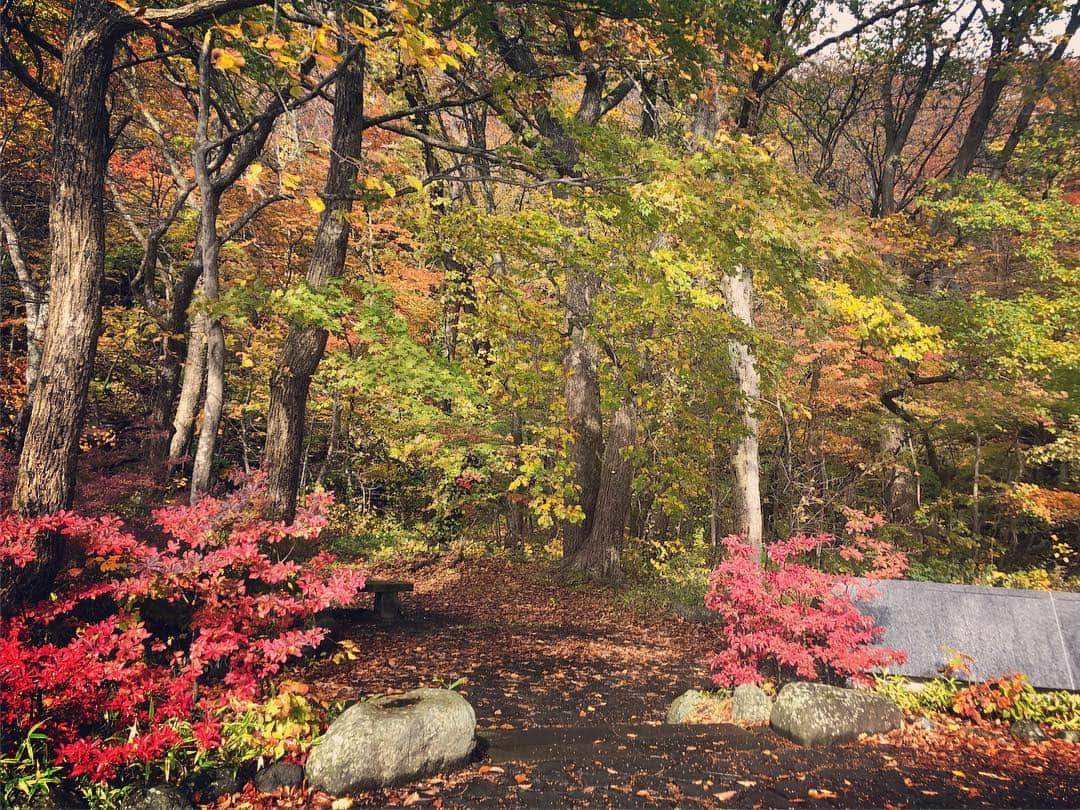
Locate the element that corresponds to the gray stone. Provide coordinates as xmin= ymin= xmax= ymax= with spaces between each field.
xmin=666 ymin=689 xmax=706 ymax=724
xmin=254 ymin=762 xmax=304 ymax=794
xmin=857 ymin=580 xmax=1079 ymax=690
xmin=911 ymin=715 xmax=937 ymax=732
xmin=305 ymin=688 xmax=476 ymax=795
xmin=731 ymin=684 xmax=771 ymax=724
xmin=1061 ymin=729 xmax=1080 ymax=744
xmin=1009 ymin=720 xmax=1048 ymax=743
xmin=124 ymin=785 xmax=193 ymax=810
xmin=665 ymin=689 xmax=727 ymax=724
xmin=770 ymin=682 xmax=901 ymax=746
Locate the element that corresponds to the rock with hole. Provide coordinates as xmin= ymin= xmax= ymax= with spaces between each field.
xmin=770 ymin=682 xmax=901 ymax=746
xmin=305 ymin=688 xmax=476 ymax=795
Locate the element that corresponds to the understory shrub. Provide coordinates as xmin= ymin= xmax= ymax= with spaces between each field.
xmin=706 ymin=512 xmax=907 ymax=687
xmin=874 ymin=674 xmax=1080 ymax=730
xmin=0 ymin=481 xmax=364 ymax=790
xmin=621 ymin=535 xmax=711 ymax=617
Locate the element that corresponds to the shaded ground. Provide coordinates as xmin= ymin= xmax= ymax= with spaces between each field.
xmin=283 ymin=558 xmax=1080 ymax=808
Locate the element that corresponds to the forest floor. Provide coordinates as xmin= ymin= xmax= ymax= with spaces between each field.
xmin=226 ymin=557 xmax=1079 ymax=808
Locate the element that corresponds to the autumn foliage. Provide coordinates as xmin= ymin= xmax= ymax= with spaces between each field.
xmin=0 ymin=481 xmax=363 ymax=782
xmin=706 ymin=515 xmax=907 ymax=687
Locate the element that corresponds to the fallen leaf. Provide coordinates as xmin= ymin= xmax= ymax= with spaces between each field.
xmin=715 ymin=790 xmax=737 ymax=801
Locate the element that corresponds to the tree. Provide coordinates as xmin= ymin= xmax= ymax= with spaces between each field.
xmin=264 ymin=38 xmax=365 ymax=520
xmin=0 ymin=0 xmax=268 ymax=605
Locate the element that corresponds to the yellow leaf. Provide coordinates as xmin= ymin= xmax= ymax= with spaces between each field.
xmin=281 ymin=172 xmax=302 ymax=191
xmin=211 ymin=47 xmax=245 ymax=73
xmin=307 ymin=195 xmax=326 ymax=214
xmin=243 ymin=162 xmax=264 ymax=189
xmin=404 ymin=174 xmax=424 ymax=193
xmin=216 ymin=22 xmax=243 ymax=40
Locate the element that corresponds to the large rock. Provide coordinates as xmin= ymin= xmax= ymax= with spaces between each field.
xmin=305 ymin=688 xmax=476 ymax=795
xmin=731 ymin=684 xmax=771 ymax=724
xmin=770 ymin=682 xmax=901 ymax=746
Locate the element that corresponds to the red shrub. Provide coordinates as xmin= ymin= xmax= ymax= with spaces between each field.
xmin=705 ymin=520 xmax=906 ymax=688
xmin=0 ymin=481 xmax=364 ymax=782
xmin=951 ymin=673 xmax=1032 ymax=723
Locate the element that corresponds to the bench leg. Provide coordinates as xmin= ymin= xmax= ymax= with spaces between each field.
xmin=374 ymin=591 xmax=402 ymax=622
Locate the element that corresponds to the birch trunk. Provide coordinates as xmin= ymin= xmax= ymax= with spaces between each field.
xmin=720 ymin=265 xmax=763 ymax=557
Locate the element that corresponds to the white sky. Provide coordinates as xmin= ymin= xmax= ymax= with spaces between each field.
xmin=822 ymin=2 xmax=1079 ymax=56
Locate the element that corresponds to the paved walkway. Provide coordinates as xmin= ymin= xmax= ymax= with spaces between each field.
xmin=303 ymin=559 xmax=1080 ymax=807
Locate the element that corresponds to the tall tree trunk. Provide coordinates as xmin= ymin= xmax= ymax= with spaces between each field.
xmin=264 ymin=46 xmax=365 ymax=521
xmin=564 ymin=397 xmax=636 ymax=581
xmin=189 ymin=37 xmax=225 ymax=502
xmin=6 ymin=2 xmax=116 ymax=605
xmin=560 ymin=269 xmax=603 ymax=557
xmin=720 ymin=266 xmax=763 ymax=557
xmin=3 ymin=0 xmax=272 ymax=605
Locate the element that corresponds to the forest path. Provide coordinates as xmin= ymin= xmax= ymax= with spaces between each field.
xmin=300 ymin=558 xmax=1080 ymax=808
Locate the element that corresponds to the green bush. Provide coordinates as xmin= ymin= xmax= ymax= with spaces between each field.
xmin=874 ymin=675 xmax=1080 ymax=730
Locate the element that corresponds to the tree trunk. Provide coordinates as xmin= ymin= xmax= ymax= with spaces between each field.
xmin=168 ymin=311 xmax=207 ymax=464
xmin=189 ymin=37 xmax=224 ymax=502
xmin=0 ymin=190 xmax=47 ymax=453
xmin=264 ymin=46 xmax=364 ymax=521
xmin=190 ymin=310 xmax=223 ymax=500
xmin=560 ymin=269 xmax=603 ymax=557
xmin=147 ymin=256 xmax=203 ymax=474
xmin=720 ymin=266 xmax=763 ymax=557
xmin=506 ymin=409 xmax=528 ymax=549
xmin=563 ymin=397 xmax=636 ymax=581
xmin=881 ymin=420 xmax=915 ymax=521
xmin=6 ymin=2 xmax=116 ymax=606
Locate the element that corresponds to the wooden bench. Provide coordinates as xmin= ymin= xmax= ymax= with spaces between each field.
xmin=363 ymin=580 xmax=414 ymax=622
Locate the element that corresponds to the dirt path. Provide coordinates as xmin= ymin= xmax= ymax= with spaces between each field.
xmin=298 ymin=558 xmax=1080 ymax=808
